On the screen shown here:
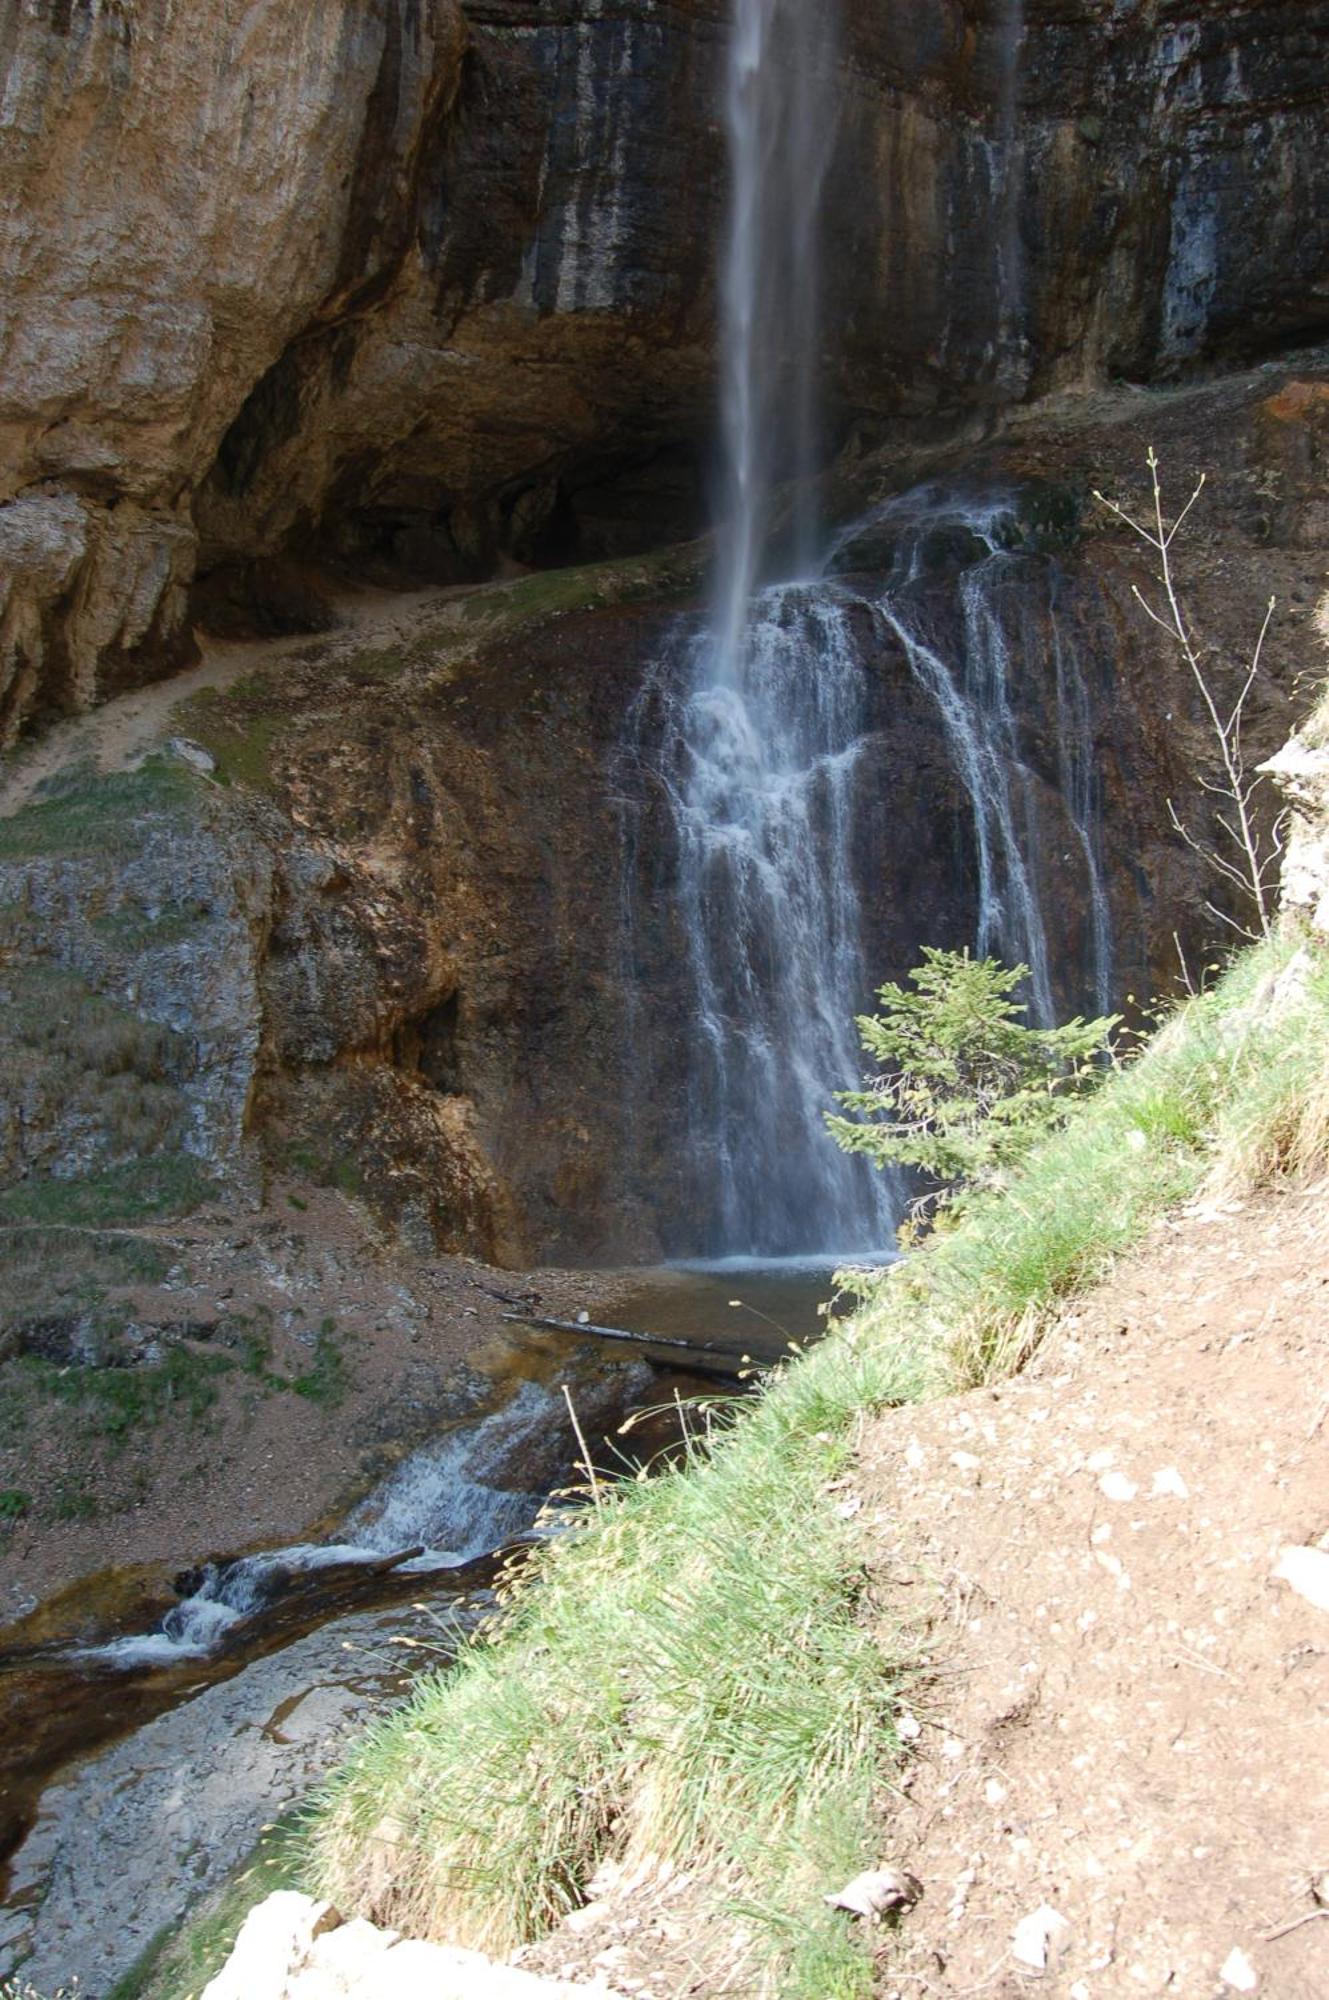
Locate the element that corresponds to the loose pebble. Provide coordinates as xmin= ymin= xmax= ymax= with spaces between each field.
xmin=1273 ymin=1546 xmax=1329 ymax=1611
xmin=1219 ymin=1945 xmax=1258 ymax=1992
xmin=1011 ymin=1903 xmax=1071 ymax=1972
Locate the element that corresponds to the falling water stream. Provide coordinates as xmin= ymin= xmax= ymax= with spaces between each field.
xmin=640 ymin=0 xmax=902 ymax=1260
xmin=629 ymin=0 xmax=1110 ymax=1263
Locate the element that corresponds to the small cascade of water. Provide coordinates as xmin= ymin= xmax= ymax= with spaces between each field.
xmin=1049 ymin=574 xmax=1114 ymax=1017
xmin=87 ymin=1381 xmax=593 ymax=1668
xmin=835 ymin=486 xmax=1113 ymax=1023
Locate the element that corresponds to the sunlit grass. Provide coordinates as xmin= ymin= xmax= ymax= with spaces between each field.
xmin=863 ymin=934 xmax=1329 ymax=1384
xmin=240 ymin=930 xmax=1329 ymax=1995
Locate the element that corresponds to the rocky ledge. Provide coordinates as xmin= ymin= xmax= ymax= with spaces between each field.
xmin=201 ymin=1892 xmax=626 ymax=2000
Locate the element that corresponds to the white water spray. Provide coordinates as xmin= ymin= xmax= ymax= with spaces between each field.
xmin=656 ymin=0 xmax=896 ymax=1257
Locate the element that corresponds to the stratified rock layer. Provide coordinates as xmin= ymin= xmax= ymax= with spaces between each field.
xmin=2 ymin=0 xmax=1328 ymax=736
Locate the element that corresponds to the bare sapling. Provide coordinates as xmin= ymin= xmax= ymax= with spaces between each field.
xmin=1095 ymin=449 xmax=1282 ymax=941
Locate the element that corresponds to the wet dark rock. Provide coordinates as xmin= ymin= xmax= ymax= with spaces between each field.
xmin=348 ymin=1359 xmax=495 ymax=1450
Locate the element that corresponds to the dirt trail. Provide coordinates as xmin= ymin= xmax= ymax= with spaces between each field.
xmin=859 ymin=1184 xmax=1329 ymax=1999
xmin=0 ymin=582 xmax=475 ymax=819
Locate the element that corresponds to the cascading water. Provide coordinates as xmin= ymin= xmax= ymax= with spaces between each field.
xmin=631 ymin=0 xmax=897 ymax=1260
xmin=626 ymin=466 xmax=1117 ymax=1256
xmin=85 ymin=1375 xmax=641 ymax=1668
xmin=622 ymin=1 xmax=1113 ymax=1259
xmin=635 ymin=593 xmax=898 ymax=1259
xmin=829 ymin=484 xmax=1114 ymax=1023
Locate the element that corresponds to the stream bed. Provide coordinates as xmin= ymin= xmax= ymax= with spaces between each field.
xmin=0 ymin=1262 xmax=862 ymax=1994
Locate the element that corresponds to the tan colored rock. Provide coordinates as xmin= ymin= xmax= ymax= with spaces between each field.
xmin=1263 ymin=735 xmax=1329 ymax=938
xmin=0 ymin=0 xmax=467 ymax=739
xmin=200 ymin=1890 xmax=629 ymax=2000
xmin=200 ymin=1890 xmax=343 ymax=2000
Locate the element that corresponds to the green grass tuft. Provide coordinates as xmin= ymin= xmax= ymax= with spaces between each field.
xmin=289 ymin=1320 xmax=350 ymax=1409
xmin=21 ymin=1343 xmax=235 ymax=1446
xmin=0 ymin=1154 xmax=214 ymax=1228
xmin=0 ymin=758 xmax=198 ymax=862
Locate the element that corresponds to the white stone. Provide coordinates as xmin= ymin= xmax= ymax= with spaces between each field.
xmin=824 ymin=1866 xmax=922 ymax=1922
xmin=168 ymin=734 xmax=218 ymax=774
xmin=1012 ymin=1903 xmax=1071 ymax=1972
xmin=1099 ymin=1471 xmax=1138 ymax=1503
xmin=1273 ymin=1545 xmax=1329 ymax=1612
xmin=201 ymin=1892 xmax=631 ymax=2000
xmin=200 ymin=1892 xmax=342 ymax=2000
xmin=1219 ymin=1945 xmax=1259 ymax=1992
xmin=1151 ymin=1466 xmax=1189 ymax=1498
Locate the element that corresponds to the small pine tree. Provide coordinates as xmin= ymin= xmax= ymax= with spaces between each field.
xmin=828 ymin=948 xmax=1118 ymax=1238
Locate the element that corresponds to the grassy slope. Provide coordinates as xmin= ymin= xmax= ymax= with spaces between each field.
xmin=300 ymin=927 xmax=1329 ymax=1998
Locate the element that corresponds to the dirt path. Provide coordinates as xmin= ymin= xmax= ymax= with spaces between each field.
xmin=0 ymin=580 xmax=478 ymax=819
xmin=858 ymin=1184 xmax=1329 ymax=1998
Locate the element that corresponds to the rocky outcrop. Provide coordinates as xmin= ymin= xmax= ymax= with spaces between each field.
xmin=2 ymin=1 xmax=1327 ymax=739
xmin=201 ymin=1892 xmax=627 ymax=2000
xmin=0 ymin=754 xmax=272 ymax=1220
xmin=0 ymin=0 xmax=470 ymax=739
xmin=1264 ymin=681 xmax=1329 ymax=939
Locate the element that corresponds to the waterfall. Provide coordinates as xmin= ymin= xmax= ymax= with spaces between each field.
xmin=619 ymin=4 xmax=1111 ymax=1260
xmin=642 ymin=0 xmax=896 ymax=1260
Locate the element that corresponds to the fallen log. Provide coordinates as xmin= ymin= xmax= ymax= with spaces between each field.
xmin=500 ymin=1311 xmax=750 ymax=1378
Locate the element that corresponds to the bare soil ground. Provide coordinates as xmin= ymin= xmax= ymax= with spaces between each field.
xmin=0 ymin=581 xmax=477 ymax=822
xmin=860 ymin=1182 xmax=1329 ymax=1999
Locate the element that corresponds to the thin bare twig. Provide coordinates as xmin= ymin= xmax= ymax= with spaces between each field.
xmin=1097 ymin=452 xmax=1278 ymax=941
xmin=1264 ymin=1907 xmax=1329 ymax=1944
xmin=562 ymin=1383 xmax=602 ymax=1512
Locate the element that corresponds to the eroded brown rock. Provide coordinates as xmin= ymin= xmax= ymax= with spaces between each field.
xmin=2 ymin=1 xmax=1327 ymax=737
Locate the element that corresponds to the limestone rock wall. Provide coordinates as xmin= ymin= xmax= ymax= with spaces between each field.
xmin=0 ymin=0 xmax=469 ymax=738
xmin=2 ymin=0 xmax=1327 ymax=740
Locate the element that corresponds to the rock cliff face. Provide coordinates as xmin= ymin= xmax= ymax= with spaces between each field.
xmin=2 ymin=373 xmax=1318 ymax=1266
xmin=2 ymin=0 xmax=1327 ymax=739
